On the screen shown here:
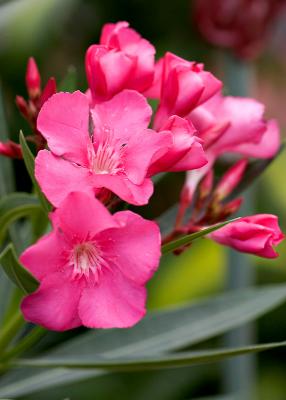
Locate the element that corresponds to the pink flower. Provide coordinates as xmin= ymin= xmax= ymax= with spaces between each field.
xmin=210 ymin=214 xmax=284 ymax=258
xmin=152 ymin=52 xmax=222 ymax=130
xmin=35 ymin=90 xmax=172 ymax=207
xmin=189 ymin=93 xmax=280 ymax=160
xmin=148 ymin=115 xmax=208 ymax=175
xmin=194 ymin=0 xmax=284 ymax=59
xmin=86 ymin=21 xmax=155 ymax=102
xmin=20 ymin=192 xmax=161 ymax=331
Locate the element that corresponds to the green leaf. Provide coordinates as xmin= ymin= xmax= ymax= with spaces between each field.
xmin=12 ymin=341 xmax=286 ymax=370
xmin=58 ymin=66 xmax=77 ymax=92
xmin=161 ymin=218 xmax=239 ymax=254
xmin=0 ymin=192 xmax=42 ymax=243
xmin=1 ymin=284 xmax=285 ymax=397
xmin=0 ymin=243 xmax=39 ymax=294
xmin=19 ymin=131 xmax=51 ymax=213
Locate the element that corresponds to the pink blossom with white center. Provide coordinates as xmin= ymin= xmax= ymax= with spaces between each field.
xmin=20 ymin=192 xmax=161 ymax=331
xmin=35 ymin=89 xmax=172 ymax=207
xmin=209 ymin=214 xmax=284 ymax=258
xmin=86 ymin=21 xmax=155 ymax=102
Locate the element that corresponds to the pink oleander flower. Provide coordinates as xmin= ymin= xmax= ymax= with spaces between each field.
xmin=152 ymin=52 xmax=222 ymax=130
xmin=21 ymin=192 xmax=161 ymax=331
xmin=35 ymin=90 xmax=172 ymax=207
xmin=183 ymin=93 xmax=280 ymax=203
xmin=194 ymin=0 xmax=284 ymax=59
xmin=86 ymin=21 xmax=155 ymax=102
xmin=189 ymin=92 xmax=280 ymax=161
xmin=210 ymin=214 xmax=284 ymax=258
xmin=148 ymin=115 xmax=208 ymax=175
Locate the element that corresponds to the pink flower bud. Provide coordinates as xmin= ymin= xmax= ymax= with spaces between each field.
xmin=26 ymin=57 xmax=41 ymax=99
xmin=15 ymin=95 xmax=30 ymax=119
xmin=0 ymin=140 xmax=22 ymax=159
xmin=214 ymin=159 xmax=248 ymax=201
xmin=38 ymin=77 xmax=57 ymax=108
xmin=210 ymin=214 xmax=284 ymax=258
xmin=199 ymin=168 xmax=214 ymax=200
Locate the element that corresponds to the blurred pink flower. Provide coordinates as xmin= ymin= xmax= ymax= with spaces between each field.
xmin=35 ymin=90 xmax=172 ymax=206
xmin=86 ymin=21 xmax=155 ymax=102
xmin=194 ymin=0 xmax=284 ymax=59
xmin=21 ymin=192 xmax=161 ymax=330
xmin=210 ymin=214 xmax=284 ymax=258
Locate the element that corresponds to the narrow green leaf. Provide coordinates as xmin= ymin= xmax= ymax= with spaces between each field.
xmin=11 ymin=341 xmax=286 ymax=371
xmin=0 ymin=243 xmax=39 ymax=294
xmin=0 ymin=192 xmax=42 ymax=243
xmin=161 ymin=218 xmax=239 ymax=254
xmin=58 ymin=66 xmax=77 ymax=92
xmin=19 ymin=131 xmax=51 ymax=213
xmin=0 ymin=285 xmax=285 ymax=397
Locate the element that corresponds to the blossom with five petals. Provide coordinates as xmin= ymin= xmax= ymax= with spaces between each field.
xmin=21 ymin=192 xmax=161 ymax=330
xmin=35 ymin=90 xmax=172 ymax=206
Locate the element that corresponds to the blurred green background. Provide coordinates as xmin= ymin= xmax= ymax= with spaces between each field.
xmin=0 ymin=0 xmax=285 ymax=398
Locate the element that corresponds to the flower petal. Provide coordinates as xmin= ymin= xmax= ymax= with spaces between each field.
xmin=20 ymin=232 xmax=65 ymax=281
xmin=92 ymin=174 xmax=153 ymax=205
xmin=91 ymin=90 xmax=152 ymax=142
xmin=37 ymin=91 xmax=90 ymax=166
xmin=54 ymin=192 xmax=118 ymax=241
xmin=79 ymin=267 xmax=146 ymax=328
xmin=98 ymin=210 xmax=161 ymax=285
xmin=21 ymin=271 xmax=82 ymax=331
xmin=35 ymin=150 xmax=94 ymax=207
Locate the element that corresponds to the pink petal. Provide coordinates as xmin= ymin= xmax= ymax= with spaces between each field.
xmin=21 ymin=271 xmax=82 ymax=331
xmin=92 ymin=174 xmax=153 ymax=206
xmin=54 ymin=192 xmax=118 ymax=241
xmin=91 ymin=90 xmax=152 ymax=142
xmin=20 ymin=232 xmax=65 ymax=281
xmin=79 ymin=267 xmax=146 ymax=328
xmin=37 ymin=91 xmax=90 ymax=166
xmin=35 ymin=150 xmax=94 ymax=207
xmin=232 ymin=119 xmax=280 ymax=159
xmin=124 ymin=128 xmax=172 ymax=184
xmin=98 ymin=210 xmax=161 ymax=285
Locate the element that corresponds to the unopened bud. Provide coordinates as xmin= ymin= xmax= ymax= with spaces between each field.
xmin=0 ymin=140 xmax=22 ymax=159
xmin=26 ymin=57 xmax=41 ymax=99
xmin=199 ymin=169 xmax=213 ymax=201
xmin=15 ymin=96 xmax=30 ymax=120
xmin=220 ymin=197 xmax=243 ymax=219
xmin=214 ymin=159 xmax=248 ymax=201
xmin=38 ymin=77 xmax=56 ymax=108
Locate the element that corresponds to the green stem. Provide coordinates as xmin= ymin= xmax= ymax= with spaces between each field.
xmin=1 ymin=326 xmax=46 ymax=362
xmin=0 ymin=311 xmax=25 ymax=355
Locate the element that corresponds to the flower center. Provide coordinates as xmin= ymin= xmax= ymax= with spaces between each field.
xmin=89 ymin=126 xmax=124 ymax=175
xmin=71 ymin=242 xmax=103 ymax=281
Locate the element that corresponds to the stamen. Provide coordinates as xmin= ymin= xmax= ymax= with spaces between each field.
xmin=71 ymin=242 xmax=104 ymax=281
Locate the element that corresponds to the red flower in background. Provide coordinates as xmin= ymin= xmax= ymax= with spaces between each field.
xmin=194 ymin=0 xmax=284 ymax=59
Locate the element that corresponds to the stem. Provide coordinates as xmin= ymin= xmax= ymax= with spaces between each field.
xmin=0 ymin=311 xmax=25 ymax=355
xmin=1 ymin=326 xmax=46 ymax=362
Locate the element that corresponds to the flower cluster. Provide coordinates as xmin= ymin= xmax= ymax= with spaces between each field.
xmin=4 ymin=21 xmax=283 ymax=331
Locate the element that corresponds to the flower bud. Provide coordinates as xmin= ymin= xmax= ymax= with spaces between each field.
xmin=210 ymin=214 xmax=284 ymax=258
xmin=0 ymin=140 xmax=22 ymax=159
xmin=213 ymin=159 xmax=248 ymax=201
xmin=26 ymin=57 xmax=41 ymax=99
